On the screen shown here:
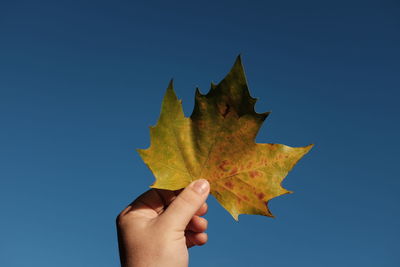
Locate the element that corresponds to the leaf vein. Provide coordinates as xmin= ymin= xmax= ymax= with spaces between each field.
xmin=213 ymin=180 xmax=266 ymax=213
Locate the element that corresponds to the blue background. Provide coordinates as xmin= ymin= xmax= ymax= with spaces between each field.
xmin=1 ymin=0 xmax=399 ymax=266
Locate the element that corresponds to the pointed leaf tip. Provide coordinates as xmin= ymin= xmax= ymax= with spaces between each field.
xmin=231 ymin=54 xmax=244 ymax=73
xmin=235 ymin=53 xmax=242 ymax=63
xmin=167 ymin=78 xmax=174 ymax=89
xmin=195 ymin=87 xmax=204 ymax=97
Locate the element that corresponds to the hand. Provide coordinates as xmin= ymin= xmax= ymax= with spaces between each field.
xmin=116 ymin=179 xmax=210 ymax=267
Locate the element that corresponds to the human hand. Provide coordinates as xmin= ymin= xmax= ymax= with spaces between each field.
xmin=116 ymin=179 xmax=210 ymax=267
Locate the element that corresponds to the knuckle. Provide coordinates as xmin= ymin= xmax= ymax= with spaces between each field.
xmin=176 ymin=193 xmax=194 ymax=209
xmin=115 ymin=212 xmax=125 ymax=227
xmin=115 ymin=210 xmax=132 ymax=228
xmin=202 ymin=218 xmax=208 ymax=229
xmin=115 ymin=206 xmax=132 ymax=227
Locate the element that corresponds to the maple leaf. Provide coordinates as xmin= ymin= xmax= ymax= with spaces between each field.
xmin=137 ymin=56 xmax=313 ymax=220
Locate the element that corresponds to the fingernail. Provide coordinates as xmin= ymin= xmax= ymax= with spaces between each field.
xmin=192 ymin=179 xmax=209 ymax=195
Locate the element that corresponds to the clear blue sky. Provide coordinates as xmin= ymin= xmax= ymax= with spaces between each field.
xmin=1 ymin=0 xmax=399 ymax=266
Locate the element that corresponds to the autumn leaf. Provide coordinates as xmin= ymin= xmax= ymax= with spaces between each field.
xmin=137 ymin=56 xmax=313 ymax=220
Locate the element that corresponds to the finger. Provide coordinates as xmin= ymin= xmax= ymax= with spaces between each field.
xmin=128 ymin=189 xmax=176 ymax=215
xmin=173 ymin=188 xmax=184 ymax=195
xmin=159 ymin=179 xmax=210 ymax=231
xmin=185 ymin=231 xmax=208 ymax=248
xmin=195 ymin=202 xmax=208 ymax=216
xmin=186 ymin=215 xmax=208 ymax=233
xmin=154 ymin=189 xmax=178 ymax=208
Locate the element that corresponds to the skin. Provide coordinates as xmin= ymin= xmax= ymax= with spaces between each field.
xmin=116 ymin=179 xmax=210 ymax=267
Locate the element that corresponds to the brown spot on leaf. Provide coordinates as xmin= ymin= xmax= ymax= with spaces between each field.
xmin=257 ymin=193 xmax=265 ymax=200
xmin=225 ymin=181 xmax=234 ymax=189
xmin=218 ymin=160 xmax=229 ymax=172
xmin=197 ymin=120 xmax=205 ymax=128
xmin=229 ymin=167 xmax=238 ymax=175
xmin=218 ymin=103 xmax=230 ymax=117
xmin=249 ymin=170 xmax=260 ymax=178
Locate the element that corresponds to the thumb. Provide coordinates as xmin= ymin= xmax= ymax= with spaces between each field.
xmin=159 ymin=179 xmax=210 ymax=230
